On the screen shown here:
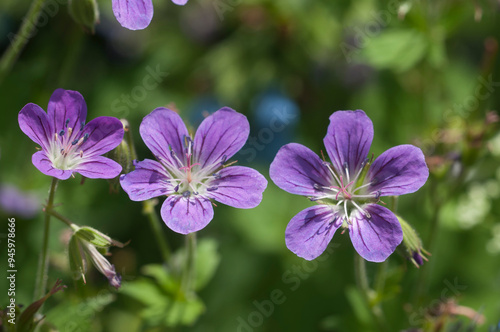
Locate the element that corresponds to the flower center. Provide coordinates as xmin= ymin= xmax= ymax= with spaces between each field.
xmin=48 ymin=119 xmax=88 ymax=170
xmin=312 ymin=159 xmax=381 ymax=222
xmin=167 ymin=136 xmax=224 ymax=197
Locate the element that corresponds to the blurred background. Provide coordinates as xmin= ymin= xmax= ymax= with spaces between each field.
xmin=1 ymin=0 xmax=500 ymax=331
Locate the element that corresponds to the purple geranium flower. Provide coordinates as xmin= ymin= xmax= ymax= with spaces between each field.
xmin=18 ymin=89 xmax=124 ymax=180
xmin=120 ymin=107 xmax=267 ymax=234
xmin=112 ymin=0 xmax=188 ymax=30
xmin=270 ymin=110 xmax=429 ymax=262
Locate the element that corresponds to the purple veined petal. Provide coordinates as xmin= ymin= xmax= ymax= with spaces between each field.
xmin=285 ymin=205 xmax=342 ymax=261
xmin=19 ymin=103 xmax=53 ymax=151
xmin=79 ymin=117 xmax=124 ymax=157
xmin=112 ymin=0 xmax=154 ymax=30
xmin=348 ymin=204 xmax=403 ymax=263
xmin=193 ymin=107 xmax=249 ymax=169
xmin=204 ymin=166 xmax=267 ymax=209
xmin=140 ymin=108 xmax=190 ymax=170
xmin=32 ymin=151 xmax=73 ymax=180
xmin=270 ymin=143 xmax=332 ymax=196
xmin=367 ymin=144 xmax=429 ymax=196
xmin=120 ymin=159 xmax=175 ymax=201
xmin=161 ymin=195 xmax=214 ymax=234
xmin=324 ymin=110 xmax=373 ymax=177
xmin=72 ymin=155 xmax=122 ymax=179
xmin=47 ymin=89 xmax=87 ymax=139
xmin=171 ymin=0 xmax=188 ymax=4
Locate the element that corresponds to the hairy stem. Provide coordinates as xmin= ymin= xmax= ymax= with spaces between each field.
xmin=354 ymin=254 xmax=387 ymax=331
xmin=143 ymin=200 xmax=171 ymax=263
xmin=181 ymin=232 xmax=197 ymax=297
xmin=34 ymin=177 xmax=58 ymax=301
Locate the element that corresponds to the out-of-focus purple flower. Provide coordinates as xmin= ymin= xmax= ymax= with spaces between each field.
xmin=0 ymin=184 xmax=40 ymax=218
xmin=112 ymin=0 xmax=188 ymax=30
xmin=120 ymin=107 xmax=267 ymax=234
xmin=270 ymin=110 xmax=429 ymax=262
xmin=18 ymin=89 xmax=124 ymax=180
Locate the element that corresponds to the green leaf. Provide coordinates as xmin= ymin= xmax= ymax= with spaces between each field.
xmin=193 ymin=238 xmax=220 ymax=291
xmin=120 ymin=279 xmax=167 ymax=307
xmin=120 ymin=279 xmax=205 ymax=327
xmin=163 ymin=296 xmax=205 ymax=327
xmin=45 ymin=292 xmax=115 ymax=332
xmin=141 ymin=264 xmax=180 ymax=294
xmin=362 ymin=29 xmax=428 ymax=72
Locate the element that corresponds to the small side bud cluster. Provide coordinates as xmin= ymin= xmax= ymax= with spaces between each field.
xmin=68 ymin=225 xmax=126 ymax=288
xmin=68 ymin=0 xmax=100 ymax=33
xmin=397 ymin=216 xmax=430 ymax=267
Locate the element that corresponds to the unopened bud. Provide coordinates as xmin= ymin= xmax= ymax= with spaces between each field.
xmin=397 ymin=215 xmax=430 ymax=267
xmin=68 ymin=0 xmax=100 ymax=33
xmin=68 ymin=226 xmax=126 ymax=288
xmin=107 ymin=119 xmax=137 ymax=192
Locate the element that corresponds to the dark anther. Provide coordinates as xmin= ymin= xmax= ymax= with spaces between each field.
xmin=207 ymin=186 xmax=218 ymax=192
xmin=213 ymin=173 xmax=221 ymax=179
xmin=83 ymin=133 xmax=89 ymax=142
xmin=59 ymin=130 xmax=65 ymax=136
xmin=80 ymin=122 xmax=85 ymax=131
xmin=313 ymin=183 xmax=321 ymax=190
xmin=174 ymin=184 xmax=180 ymax=192
xmin=182 ymin=191 xmax=191 ymax=198
xmin=65 ymin=119 xmax=70 ymax=127
xmin=71 ymin=139 xmax=79 ymax=145
xmin=220 ymin=155 xmax=227 ymax=165
xmin=375 ymin=191 xmax=381 ymax=199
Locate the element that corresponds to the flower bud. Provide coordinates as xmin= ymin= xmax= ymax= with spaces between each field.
xmin=397 ymin=215 xmax=430 ymax=267
xmin=106 ymin=119 xmax=137 ymax=192
xmin=68 ymin=0 xmax=100 ymax=33
xmin=68 ymin=225 xmax=125 ymax=288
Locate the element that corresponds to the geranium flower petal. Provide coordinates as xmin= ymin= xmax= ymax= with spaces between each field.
xmin=72 ymin=156 xmax=122 ymax=179
xmin=367 ymin=144 xmax=429 ymax=196
xmin=324 ymin=110 xmax=373 ymax=176
xmin=112 ymin=0 xmax=154 ymax=30
xmin=79 ymin=117 xmax=124 ymax=157
xmin=193 ymin=107 xmax=249 ymax=169
xmin=47 ymin=89 xmax=87 ymax=139
xmin=285 ymin=205 xmax=342 ymax=260
xmin=161 ymin=195 xmax=214 ymax=234
xmin=140 ymin=108 xmax=190 ymax=170
xmin=19 ymin=103 xmax=52 ymax=150
xmin=171 ymin=0 xmax=188 ymax=4
xmin=270 ymin=143 xmax=332 ymax=196
xmin=348 ymin=204 xmax=402 ymax=262
xmin=32 ymin=151 xmax=73 ymax=180
xmin=204 ymin=166 xmax=267 ymax=208
xmin=120 ymin=159 xmax=174 ymax=201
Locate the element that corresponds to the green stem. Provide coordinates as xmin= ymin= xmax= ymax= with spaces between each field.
xmin=143 ymin=200 xmax=171 ymax=263
xmin=0 ymin=0 xmax=47 ymax=82
xmin=181 ymin=232 xmax=197 ymax=298
xmin=45 ymin=208 xmax=74 ymax=228
xmin=414 ymin=180 xmax=442 ymax=304
xmin=34 ymin=177 xmax=58 ymax=301
xmin=354 ymin=254 xmax=387 ymax=331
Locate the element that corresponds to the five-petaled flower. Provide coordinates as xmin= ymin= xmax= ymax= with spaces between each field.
xmin=270 ymin=110 xmax=429 ymax=262
xmin=120 ymin=107 xmax=268 ymax=234
xmin=112 ymin=0 xmax=188 ymax=30
xmin=18 ymin=88 xmax=124 ymax=180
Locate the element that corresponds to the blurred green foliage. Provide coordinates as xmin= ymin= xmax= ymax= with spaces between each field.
xmin=1 ymin=0 xmax=500 ymax=331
